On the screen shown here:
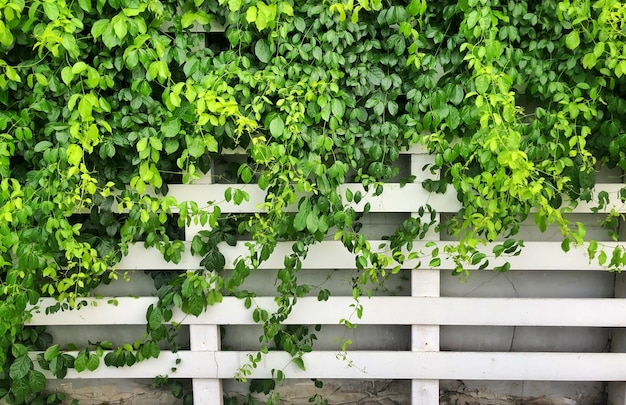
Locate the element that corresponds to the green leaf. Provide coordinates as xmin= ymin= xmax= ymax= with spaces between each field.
xmin=255 ymin=1 xmax=277 ymax=30
xmin=102 ymin=26 xmax=119 ymax=49
xmin=582 ymin=53 xmax=596 ymax=69
xmin=388 ymin=100 xmax=399 ymax=115
xmin=12 ymin=344 xmax=27 ymax=358
xmin=255 ymin=39 xmax=271 ymax=63
xmin=202 ymin=249 xmax=226 ymax=272
xmin=34 ymin=141 xmax=53 ymax=152
xmin=187 ymin=137 xmax=205 ymax=158
xmin=238 ymin=164 xmax=253 ymax=183
xmin=306 ymin=211 xmax=318 ymax=233
xmin=148 ymin=305 xmax=162 ymax=330
xmin=565 ymin=30 xmax=580 ymax=50
xmin=246 ymin=6 xmax=257 ymax=23
xmin=78 ymin=0 xmax=91 ymax=11
xmin=561 ymin=237 xmax=571 ymax=252
xmin=475 ymin=75 xmax=490 ymax=94
xmin=91 ymin=19 xmax=109 ymax=39
xmin=369 ymin=144 xmax=383 ymax=160
xmin=74 ymin=352 xmax=87 ymax=372
xmin=87 ymin=354 xmax=100 ymax=371
xmin=125 ymin=49 xmax=139 ymax=68
xmin=449 ymin=85 xmax=464 ymax=105
xmin=10 ymin=377 xmax=30 ymax=403
xmin=9 ymin=355 xmax=31 ymax=380
xmin=181 ymin=13 xmax=197 ymax=29
xmin=228 ymin=0 xmax=242 ymax=11
xmin=44 ymin=344 xmax=61 ymax=362
xmin=293 ymin=210 xmax=307 ymax=231
xmin=161 ymin=118 xmax=180 ymax=138
xmin=269 ymin=116 xmax=284 ymax=137
xmin=28 ymin=370 xmax=46 ymax=392
xmin=113 ymin=16 xmax=128 ymax=40
xmin=204 ymin=134 xmax=218 ymax=152
xmin=165 ymin=139 xmax=179 ymax=154
xmin=331 ymin=99 xmax=344 ymax=118
xmin=78 ymin=97 xmax=92 ymax=119
xmin=43 ymin=2 xmax=59 ymax=20
xmin=367 ymin=68 xmax=385 ymax=86
xmin=185 ymin=294 xmax=205 ymax=316
xmin=5 ymin=66 xmax=20 ymax=82
xmin=292 ymin=357 xmax=305 ymax=371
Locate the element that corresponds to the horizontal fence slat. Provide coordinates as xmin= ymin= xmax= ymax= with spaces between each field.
xmin=117 ymin=241 xmax=618 ymax=271
xmin=161 ymin=183 xmax=624 ymax=214
xmin=166 ymin=183 xmax=460 ymax=213
xmin=34 ymin=351 xmax=626 ymax=381
xmin=29 ymin=297 xmax=626 ymax=327
xmin=223 ymin=144 xmax=428 ymax=155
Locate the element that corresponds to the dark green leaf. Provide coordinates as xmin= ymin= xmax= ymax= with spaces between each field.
xmin=28 ymin=370 xmax=46 ymax=392
xmin=10 ymin=377 xmax=30 ymax=403
xmin=9 ymin=355 xmax=31 ymax=380
xmin=34 ymin=141 xmax=53 ymax=152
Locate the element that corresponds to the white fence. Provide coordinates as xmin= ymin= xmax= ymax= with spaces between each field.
xmin=29 ymin=148 xmax=626 ymax=405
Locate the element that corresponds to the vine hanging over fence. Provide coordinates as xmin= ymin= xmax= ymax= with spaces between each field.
xmin=0 ymin=0 xmax=625 ymax=403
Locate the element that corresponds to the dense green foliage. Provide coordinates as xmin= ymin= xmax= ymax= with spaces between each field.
xmin=0 ymin=0 xmax=625 ymax=403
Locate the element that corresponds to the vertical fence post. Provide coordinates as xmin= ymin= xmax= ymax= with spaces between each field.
xmin=410 ymin=147 xmax=441 ymax=404
xmin=185 ymin=169 xmax=224 ymax=405
xmin=608 ymin=222 xmax=626 ymax=405
xmin=190 ymin=325 xmax=223 ymax=404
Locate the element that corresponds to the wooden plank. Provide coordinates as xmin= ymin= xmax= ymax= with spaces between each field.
xmin=410 ymin=148 xmax=441 ymax=405
xmin=190 ymin=325 xmax=222 ymax=405
xmin=163 ymin=183 xmax=624 ymax=214
xmin=166 ymin=183 xmax=461 ymax=213
xmin=109 ymin=182 xmax=623 ymax=217
xmin=412 ymin=380 xmax=439 ymax=405
xmin=117 ymin=240 xmax=621 ymax=271
xmin=222 ymin=144 xmax=429 ymax=155
xmin=34 ymin=351 xmax=626 ymax=380
xmin=29 ymin=296 xmax=626 ymax=327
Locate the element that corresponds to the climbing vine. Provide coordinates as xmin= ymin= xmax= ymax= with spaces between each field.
xmin=0 ymin=0 xmax=625 ymax=403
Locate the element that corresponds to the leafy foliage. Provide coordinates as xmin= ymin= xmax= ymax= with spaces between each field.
xmin=0 ymin=0 xmax=625 ymax=403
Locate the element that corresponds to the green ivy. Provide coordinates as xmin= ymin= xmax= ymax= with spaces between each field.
xmin=0 ymin=0 xmax=625 ymax=403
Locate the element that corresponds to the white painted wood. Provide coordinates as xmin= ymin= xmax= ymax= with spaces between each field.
xmin=609 ymin=259 xmax=626 ymax=404
xmin=111 ymin=182 xmax=623 ymax=217
xmin=166 ymin=183 xmax=461 ymax=213
xmin=410 ymin=156 xmax=439 ymax=182
xmin=34 ymin=351 xmax=626 ymax=380
xmin=411 ymin=151 xmax=441 ymax=405
xmin=190 ymin=325 xmax=222 ymax=405
xmin=412 ymin=380 xmax=439 ymax=405
xmin=164 ymin=182 xmax=626 ymax=214
xmin=30 ymin=296 xmax=626 ymax=326
xmin=404 ymin=143 xmax=430 ymax=155
xmin=116 ymin=240 xmax=621 ymax=271
xmin=411 ymin=270 xmax=440 ymax=297
xmin=182 ymin=160 xmax=223 ymax=404
xmin=224 ymin=144 xmax=429 ymax=155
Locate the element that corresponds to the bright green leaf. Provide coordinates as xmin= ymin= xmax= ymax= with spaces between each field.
xmin=565 ymin=30 xmax=580 ymax=50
